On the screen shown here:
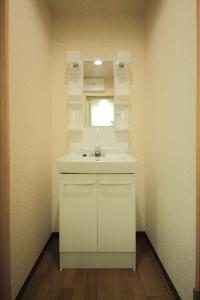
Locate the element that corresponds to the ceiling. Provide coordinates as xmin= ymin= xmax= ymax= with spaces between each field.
xmin=48 ymin=0 xmax=148 ymax=14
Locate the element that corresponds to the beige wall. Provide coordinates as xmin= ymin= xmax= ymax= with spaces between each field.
xmin=51 ymin=12 xmax=146 ymax=231
xmin=145 ymin=1 xmax=196 ymax=299
xmin=9 ymin=0 xmax=52 ymax=298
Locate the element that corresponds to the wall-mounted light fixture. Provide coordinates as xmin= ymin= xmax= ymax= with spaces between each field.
xmin=72 ymin=63 xmax=79 ymax=68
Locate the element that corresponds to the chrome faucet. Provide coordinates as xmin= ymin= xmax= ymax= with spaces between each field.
xmin=94 ymin=145 xmax=101 ymax=157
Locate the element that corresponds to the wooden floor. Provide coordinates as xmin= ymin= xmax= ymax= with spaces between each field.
xmin=19 ymin=235 xmax=175 ymax=300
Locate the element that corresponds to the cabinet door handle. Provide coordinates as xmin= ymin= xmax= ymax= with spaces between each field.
xmin=99 ymin=182 xmax=129 ymax=185
xmin=65 ymin=182 xmax=96 ymax=185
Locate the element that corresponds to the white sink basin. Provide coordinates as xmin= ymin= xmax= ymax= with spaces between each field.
xmin=58 ymin=153 xmax=137 ymax=174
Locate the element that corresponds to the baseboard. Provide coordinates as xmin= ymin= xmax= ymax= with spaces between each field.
xmin=15 ymin=232 xmax=58 ymax=300
xmin=136 ymin=231 xmax=146 ymax=237
xmin=139 ymin=231 xmax=181 ymax=300
xmin=53 ymin=231 xmax=59 ymax=238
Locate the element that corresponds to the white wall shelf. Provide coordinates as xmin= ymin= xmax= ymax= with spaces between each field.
xmin=115 ymin=95 xmax=129 ymax=104
xmin=68 ymin=103 xmax=83 ymax=131
xmin=114 ymin=54 xmax=129 ymax=132
xmin=114 ymin=62 xmax=129 ymax=96
xmin=115 ymin=104 xmax=129 ymax=131
xmin=68 ymin=95 xmax=83 ymax=103
xmin=68 ymin=62 xmax=83 ymax=96
xmin=67 ymin=52 xmax=83 ymax=131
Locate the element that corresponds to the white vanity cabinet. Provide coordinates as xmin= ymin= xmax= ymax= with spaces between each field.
xmin=59 ymin=173 xmax=136 ymax=270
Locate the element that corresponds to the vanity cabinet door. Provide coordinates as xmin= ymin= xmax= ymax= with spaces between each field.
xmin=60 ymin=174 xmax=97 ymax=252
xmin=98 ymin=174 xmax=135 ymax=252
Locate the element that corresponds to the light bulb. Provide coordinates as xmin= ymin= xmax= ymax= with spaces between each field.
xmin=94 ymin=59 xmax=102 ymax=66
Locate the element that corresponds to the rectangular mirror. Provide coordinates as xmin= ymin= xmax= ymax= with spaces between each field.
xmin=83 ymin=61 xmax=114 ymax=127
xmin=86 ymin=96 xmax=114 ymax=127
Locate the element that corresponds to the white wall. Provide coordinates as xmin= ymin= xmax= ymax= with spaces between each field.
xmin=51 ymin=12 xmax=146 ymax=232
xmin=10 ymin=0 xmax=52 ymax=298
xmin=145 ymin=1 xmax=196 ymax=299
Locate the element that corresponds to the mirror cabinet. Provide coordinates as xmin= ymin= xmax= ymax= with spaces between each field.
xmin=67 ymin=55 xmax=129 ymax=131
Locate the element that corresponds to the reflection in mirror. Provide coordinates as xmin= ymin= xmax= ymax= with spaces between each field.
xmin=83 ymin=61 xmax=114 ymax=127
xmin=86 ymin=96 xmax=114 ymax=127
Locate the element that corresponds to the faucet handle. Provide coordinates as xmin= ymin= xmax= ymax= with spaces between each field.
xmin=95 ymin=145 xmax=101 ymax=153
xmin=94 ymin=145 xmax=101 ymax=157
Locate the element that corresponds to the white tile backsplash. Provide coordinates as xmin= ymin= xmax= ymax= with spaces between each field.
xmin=69 ymin=127 xmax=128 ymax=154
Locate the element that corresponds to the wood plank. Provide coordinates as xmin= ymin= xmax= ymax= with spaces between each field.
xmin=130 ymin=271 xmax=147 ymax=300
xmin=36 ymin=251 xmax=52 ymax=275
xmin=97 ymin=269 xmax=110 ymax=300
xmin=138 ymin=256 xmax=169 ymax=297
xmin=136 ymin=236 xmax=153 ymax=267
xmin=137 ymin=235 xmax=153 ymax=258
xmin=21 ymin=236 xmax=59 ymax=299
xmin=84 ymin=269 xmax=97 ymax=300
xmin=45 ymin=269 xmax=65 ymax=300
xmin=43 ymin=248 xmax=59 ymax=286
xmin=109 ymin=269 xmax=135 ymax=300
xmin=72 ymin=270 xmax=86 ymax=300
xmin=147 ymin=293 xmax=174 ymax=300
xmin=59 ymin=288 xmax=73 ymax=300
xmin=34 ymin=283 xmax=50 ymax=300
xmin=21 ymin=274 xmax=44 ymax=300
xmin=63 ymin=269 xmax=76 ymax=289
